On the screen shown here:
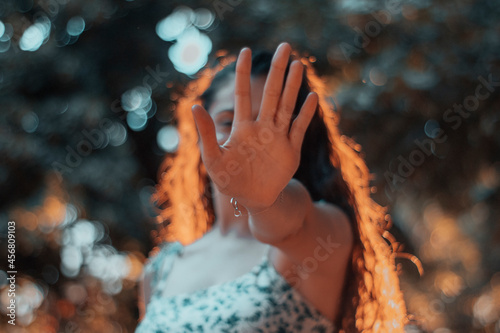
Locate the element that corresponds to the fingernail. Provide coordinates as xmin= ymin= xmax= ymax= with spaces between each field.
xmin=278 ymin=42 xmax=289 ymax=50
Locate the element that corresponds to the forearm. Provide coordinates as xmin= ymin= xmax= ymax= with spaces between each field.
xmin=246 ymin=178 xmax=313 ymax=244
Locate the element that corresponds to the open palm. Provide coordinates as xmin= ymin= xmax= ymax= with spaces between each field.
xmin=192 ymin=43 xmax=318 ymax=212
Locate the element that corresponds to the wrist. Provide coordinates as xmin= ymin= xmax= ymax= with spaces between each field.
xmin=230 ymin=190 xmax=285 ymax=217
xmin=246 ymin=191 xmax=284 ymax=216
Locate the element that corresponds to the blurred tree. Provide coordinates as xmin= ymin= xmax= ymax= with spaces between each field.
xmin=0 ymin=0 xmax=499 ymax=332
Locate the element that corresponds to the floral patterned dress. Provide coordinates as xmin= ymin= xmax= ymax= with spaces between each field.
xmin=135 ymin=241 xmax=338 ymax=333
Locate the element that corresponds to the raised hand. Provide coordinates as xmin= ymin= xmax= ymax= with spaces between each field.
xmin=191 ymin=42 xmax=318 ymax=212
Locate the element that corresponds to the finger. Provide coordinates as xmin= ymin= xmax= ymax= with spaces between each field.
xmin=257 ymin=42 xmax=292 ymax=121
xmin=275 ymin=60 xmax=303 ymax=132
xmin=234 ymin=47 xmax=252 ymax=123
xmin=192 ymin=104 xmax=222 ymax=165
xmin=289 ymin=92 xmax=318 ymax=151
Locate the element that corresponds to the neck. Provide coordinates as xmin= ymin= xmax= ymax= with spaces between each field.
xmin=210 ymin=184 xmax=253 ymax=238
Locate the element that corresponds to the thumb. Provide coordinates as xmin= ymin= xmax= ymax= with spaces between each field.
xmin=192 ymin=104 xmax=221 ymax=164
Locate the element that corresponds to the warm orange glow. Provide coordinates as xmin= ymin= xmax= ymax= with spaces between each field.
xmin=57 ymin=299 xmax=76 ymax=319
xmin=152 ymin=51 xmax=418 ymax=332
xmin=151 ymin=68 xmax=215 ymax=245
xmin=39 ymin=196 xmax=66 ymax=229
xmin=303 ymin=57 xmax=413 ymax=331
xmin=434 ymin=270 xmax=465 ymax=297
xmin=125 ymin=252 xmax=145 ymax=281
xmin=9 ymin=173 xmax=69 ymax=234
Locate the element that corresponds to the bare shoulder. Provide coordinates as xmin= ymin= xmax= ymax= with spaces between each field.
xmin=271 ymin=199 xmax=354 ymax=278
xmin=269 ymin=200 xmax=355 ymax=321
xmin=310 ymin=200 xmax=354 ymax=250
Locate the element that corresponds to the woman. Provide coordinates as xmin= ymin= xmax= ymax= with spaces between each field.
xmin=136 ymin=43 xmax=411 ymax=332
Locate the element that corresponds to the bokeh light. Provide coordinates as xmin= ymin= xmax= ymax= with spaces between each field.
xmin=19 ymin=20 xmax=50 ymax=52
xmin=66 ymin=17 xmax=85 ymax=37
xmin=0 ymin=20 xmax=5 ymax=38
xmin=168 ymin=27 xmax=212 ymax=75
xmin=156 ymin=5 xmax=214 ymax=76
xmin=0 ymin=22 xmax=13 ymax=42
xmin=122 ymin=86 xmax=154 ymax=131
xmin=193 ymin=8 xmax=215 ymax=30
xmin=106 ymin=123 xmax=128 ymax=146
xmin=157 ymin=125 xmax=179 ymax=152
xmin=21 ymin=112 xmax=39 ymax=133
xmin=156 ymin=6 xmax=194 ymax=42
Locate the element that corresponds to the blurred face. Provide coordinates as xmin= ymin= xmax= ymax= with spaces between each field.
xmin=207 ymin=73 xmax=267 ymax=145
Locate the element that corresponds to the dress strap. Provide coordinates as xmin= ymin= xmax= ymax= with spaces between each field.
xmin=264 ymin=243 xmax=273 ymax=262
xmin=144 ymin=241 xmax=184 ymax=299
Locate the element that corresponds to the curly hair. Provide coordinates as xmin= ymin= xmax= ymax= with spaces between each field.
xmin=150 ymin=48 xmax=416 ymax=332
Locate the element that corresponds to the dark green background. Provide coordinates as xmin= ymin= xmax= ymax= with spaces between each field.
xmin=0 ymin=0 xmax=499 ymax=332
